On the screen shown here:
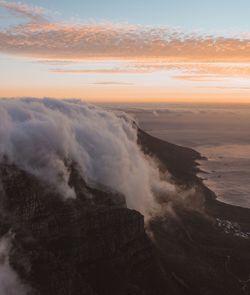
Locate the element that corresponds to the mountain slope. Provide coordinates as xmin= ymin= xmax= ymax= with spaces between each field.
xmin=0 ymin=128 xmax=249 ymax=295
xmin=139 ymin=128 xmax=250 ymax=295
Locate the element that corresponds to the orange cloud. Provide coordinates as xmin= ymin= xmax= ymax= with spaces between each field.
xmin=93 ymin=81 xmax=134 ymax=85
xmin=198 ymin=86 xmax=250 ymax=91
xmin=50 ymin=62 xmax=250 ymax=82
xmin=0 ymin=22 xmax=249 ymax=61
xmin=173 ymin=63 xmax=250 ymax=81
xmin=51 ymin=67 xmax=150 ymax=74
xmin=1 ymin=0 xmax=250 ymax=105
xmin=0 ymin=1 xmax=249 ymax=62
xmin=129 ymin=61 xmax=250 ymax=81
xmin=173 ymin=74 xmax=224 ymax=82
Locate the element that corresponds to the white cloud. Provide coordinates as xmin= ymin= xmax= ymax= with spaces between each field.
xmin=0 ymin=98 xmax=176 ymax=216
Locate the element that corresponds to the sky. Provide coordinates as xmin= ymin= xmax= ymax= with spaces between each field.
xmin=0 ymin=0 xmax=250 ymax=103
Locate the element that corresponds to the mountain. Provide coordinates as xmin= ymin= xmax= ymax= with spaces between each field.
xmin=0 ymin=128 xmax=250 ymax=295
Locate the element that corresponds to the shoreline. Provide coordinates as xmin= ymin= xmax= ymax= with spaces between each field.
xmin=141 ymin=128 xmax=250 ymax=294
xmin=197 ymin=155 xmax=250 ymax=210
xmin=138 ymin=128 xmax=250 ymax=227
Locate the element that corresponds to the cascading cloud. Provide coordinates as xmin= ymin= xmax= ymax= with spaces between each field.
xmin=0 ymin=98 xmax=176 ymax=216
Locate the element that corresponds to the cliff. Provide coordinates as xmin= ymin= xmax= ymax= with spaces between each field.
xmin=0 ymin=129 xmax=249 ymax=295
xmin=0 ymin=163 xmax=168 ymax=295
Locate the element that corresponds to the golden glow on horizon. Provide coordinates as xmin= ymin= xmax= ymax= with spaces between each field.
xmin=0 ymin=0 xmax=250 ymax=104
xmin=1 ymin=84 xmax=250 ymax=104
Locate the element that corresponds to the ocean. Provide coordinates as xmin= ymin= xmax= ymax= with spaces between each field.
xmin=110 ymin=103 xmax=250 ymax=209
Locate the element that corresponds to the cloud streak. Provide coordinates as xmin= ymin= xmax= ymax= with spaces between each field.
xmin=173 ymin=74 xmax=224 ymax=82
xmin=173 ymin=63 xmax=250 ymax=81
xmin=93 ymin=81 xmax=134 ymax=85
xmin=126 ymin=61 xmax=250 ymax=81
xmin=51 ymin=62 xmax=250 ymax=81
xmin=0 ymin=0 xmax=47 ymax=23
xmin=51 ymin=67 xmax=149 ymax=74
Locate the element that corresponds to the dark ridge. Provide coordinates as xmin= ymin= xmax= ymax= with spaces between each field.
xmin=138 ymin=128 xmax=202 ymax=185
xmin=138 ymin=128 xmax=250 ymax=226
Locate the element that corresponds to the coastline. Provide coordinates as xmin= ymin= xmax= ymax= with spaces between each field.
xmin=197 ymin=154 xmax=250 ymax=209
xmin=138 ymin=128 xmax=250 ymax=226
xmin=139 ymin=129 xmax=250 ymax=294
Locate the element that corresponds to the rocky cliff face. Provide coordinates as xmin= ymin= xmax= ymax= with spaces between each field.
xmin=0 ymin=130 xmax=250 ymax=295
xmin=0 ymin=163 xmax=167 ymax=295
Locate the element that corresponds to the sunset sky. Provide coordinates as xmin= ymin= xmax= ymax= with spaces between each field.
xmin=0 ymin=0 xmax=250 ymax=103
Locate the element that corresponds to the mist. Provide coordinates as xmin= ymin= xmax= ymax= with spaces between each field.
xmin=119 ymin=103 xmax=250 ymax=208
xmin=0 ymin=98 xmax=177 ymax=216
xmin=0 ymin=234 xmax=30 ymax=295
xmin=123 ymin=104 xmax=250 ymax=148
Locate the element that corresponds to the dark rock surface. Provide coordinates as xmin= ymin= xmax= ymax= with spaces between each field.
xmin=0 ymin=163 xmax=167 ymax=295
xmin=0 ymin=129 xmax=249 ymax=295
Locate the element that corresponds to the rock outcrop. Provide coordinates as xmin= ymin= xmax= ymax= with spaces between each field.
xmin=0 ymin=163 xmax=167 ymax=295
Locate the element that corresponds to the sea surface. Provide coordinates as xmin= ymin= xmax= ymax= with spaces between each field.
xmin=107 ymin=103 xmax=250 ymax=209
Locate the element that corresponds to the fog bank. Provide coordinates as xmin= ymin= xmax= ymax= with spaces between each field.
xmin=0 ymin=98 xmax=177 ymax=216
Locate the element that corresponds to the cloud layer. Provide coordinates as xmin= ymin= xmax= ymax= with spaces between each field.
xmin=0 ymin=98 xmax=176 ymax=216
xmin=0 ymin=1 xmax=249 ymax=62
